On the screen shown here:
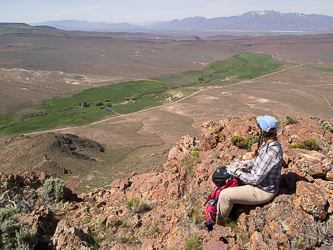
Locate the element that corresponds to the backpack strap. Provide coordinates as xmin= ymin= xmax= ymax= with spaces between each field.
xmin=204 ymin=177 xmax=239 ymax=207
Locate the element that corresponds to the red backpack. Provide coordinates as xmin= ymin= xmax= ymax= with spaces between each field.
xmin=205 ymin=167 xmax=238 ymax=221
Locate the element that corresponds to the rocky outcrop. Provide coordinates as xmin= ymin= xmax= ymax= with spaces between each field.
xmin=1 ymin=116 xmax=333 ymax=249
xmin=52 ymin=220 xmax=94 ymax=250
xmin=163 ymin=135 xmax=199 ymax=168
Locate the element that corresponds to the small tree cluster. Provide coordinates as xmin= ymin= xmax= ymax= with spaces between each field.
xmin=95 ymin=102 xmax=104 ymax=106
xmin=0 ymin=207 xmax=37 ymax=249
xmin=82 ymin=102 xmax=89 ymax=107
xmin=42 ymin=177 xmax=66 ymax=201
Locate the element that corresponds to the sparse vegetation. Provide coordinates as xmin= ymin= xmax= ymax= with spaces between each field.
xmin=180 ymin=157 xmax=202 ymax=173
xmin=126 ymin=197 xmax=148 ymax=213
xmin=302 ymin=64 xmax=333 ymax=72
xmin=149 ymin=223 xmax=159 ymax=236
xmin=184 ymin=233 xmax=202 ymax=250
xmin=289 ymin=138 xmax=321 ymax=151
xmin=285 ymin=116 xmax=298 ymax=125
xmin=188 ymin=207 xmax=200 ymax=224
xmin=88 ymin=231 xmax=100 ymax=249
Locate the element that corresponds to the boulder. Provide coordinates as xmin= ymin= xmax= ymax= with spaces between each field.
xmin=296 ymin=181 xmax=329 ymax=219
xmin=52 ymin=220 xmax=94 ymax=250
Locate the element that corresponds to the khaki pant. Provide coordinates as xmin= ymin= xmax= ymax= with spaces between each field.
xmin=216 ymin=185 xmax=277 ymax=225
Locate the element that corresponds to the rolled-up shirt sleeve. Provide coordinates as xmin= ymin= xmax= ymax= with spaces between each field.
xmin=241 ymin=159 xmax=254 ymax=168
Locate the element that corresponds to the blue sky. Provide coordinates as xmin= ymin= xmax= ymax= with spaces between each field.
xmin=1 ymin=0 xmax=333 ymax=24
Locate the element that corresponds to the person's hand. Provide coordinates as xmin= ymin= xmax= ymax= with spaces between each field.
xmin=227 ymin=164 xmax=238 ymax=175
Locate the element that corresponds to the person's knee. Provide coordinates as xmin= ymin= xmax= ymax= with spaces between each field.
xmin=219 ymin=189 xmax=232 ymax=203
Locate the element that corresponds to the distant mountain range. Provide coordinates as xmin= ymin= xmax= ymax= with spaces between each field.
xmin=32 ymin=10 xmax=333 ymax=32
xmin=32 ymin=20 xmax=143 ymax=31
xmin=155 ymin=11 xmax=333 ymax=31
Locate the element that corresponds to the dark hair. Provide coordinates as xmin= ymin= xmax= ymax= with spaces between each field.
xmin=254 ymin=131 xmax=277 ymax=157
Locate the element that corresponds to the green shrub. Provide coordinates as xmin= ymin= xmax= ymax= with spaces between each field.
xmin=231 ymin=136 xmax=247 ymax=148
xmin=192 ymin=146 xmax=200 ymax=152
xmin=289 ymin=138 xmax=321 ymax=151
xmin=285 ymin=116 xmax=298 ymax=125
xmin=95 ymin=102 xmax=104 ymax=106
xmin=231 ymin=135 xmax=259 ymax=151
xmin=246 ymin=135 xmax=259 ymax=151
xmin=192 ymin=151 xmax=200 ymax=157
xmin=320 ymin=121 xmax=333 ymax=132
xmin=310 ymin=116 xmax=318 ymax=119
xmin=0 ymin=207 xmax=37 ymax=250
xmin=43 ymin=177 xmax=66 ymax=200
xmin=184 ymin=233 xmax=202 ymax=250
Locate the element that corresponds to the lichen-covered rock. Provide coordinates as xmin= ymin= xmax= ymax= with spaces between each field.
xmin=296 ymin=181 xmax=329 ymax=219
xmin=200 ymin=121 xmax=223 ymax=150
xmin=289 ymin=149 xmax=331 ymax=178
xmin=249 ymin=231 xmax=269 ymax=250
xmin=52 ymin=220 xmax=94 ymax=250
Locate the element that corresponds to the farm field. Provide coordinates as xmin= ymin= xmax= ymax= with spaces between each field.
xmin=0 ymin=53 xmax=287 ymax=134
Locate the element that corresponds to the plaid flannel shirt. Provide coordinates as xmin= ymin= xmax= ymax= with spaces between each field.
xmin=238 ymin=140 xmax=283 ymax=193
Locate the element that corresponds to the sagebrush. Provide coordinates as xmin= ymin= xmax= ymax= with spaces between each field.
xmin=0 ymin=207 xmax=37 ymax=250
xmin=43 ymin=177 xmax=66 ymax=200
xmin=289 ymin=138 xmax=321 ymax=151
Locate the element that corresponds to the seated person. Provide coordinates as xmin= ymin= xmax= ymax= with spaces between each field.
xmin=216 ymin=115 xmax=283 ymax=225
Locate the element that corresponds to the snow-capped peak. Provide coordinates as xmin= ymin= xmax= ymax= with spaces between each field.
xmin=250 ymin=10 xmax=284 ymax=16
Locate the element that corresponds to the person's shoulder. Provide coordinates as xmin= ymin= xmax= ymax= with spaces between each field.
xmin=268 ymin=140 xmax=283 ymax=153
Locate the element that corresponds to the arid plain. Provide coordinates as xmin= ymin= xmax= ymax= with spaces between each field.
xmin=0 ymin=26 xmax=332 ymax=192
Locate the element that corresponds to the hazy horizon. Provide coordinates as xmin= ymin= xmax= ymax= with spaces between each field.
xmin=1 ymin=0 xmax=332 ymax=24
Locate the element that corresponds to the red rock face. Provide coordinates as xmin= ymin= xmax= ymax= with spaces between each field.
xmin=1 ymin=115 xmax=333 ymax=249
